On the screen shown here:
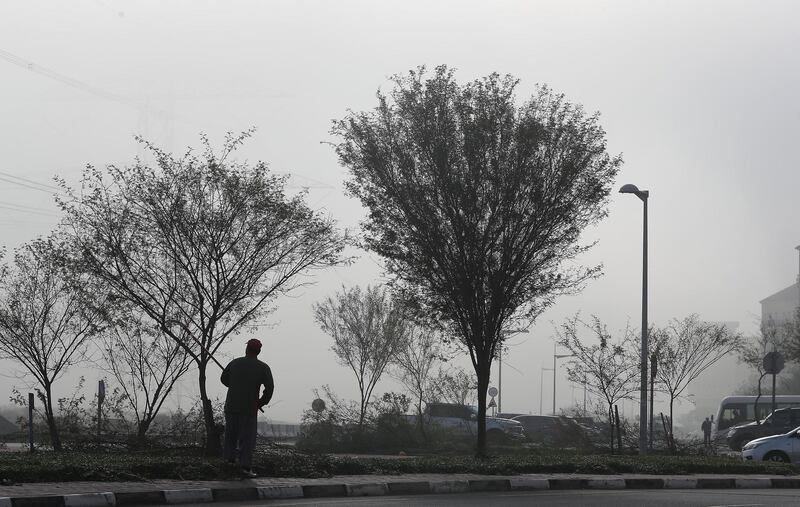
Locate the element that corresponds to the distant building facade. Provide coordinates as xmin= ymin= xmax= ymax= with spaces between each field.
xmin=760 ymin=246 xmax=800 ymax=327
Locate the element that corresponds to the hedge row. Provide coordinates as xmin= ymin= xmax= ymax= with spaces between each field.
xmin=0 ymin=447 xmax=795 ymax=483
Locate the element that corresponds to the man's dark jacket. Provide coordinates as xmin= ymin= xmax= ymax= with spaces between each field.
xmin=220 ymin=356 xmax=274 ymax=416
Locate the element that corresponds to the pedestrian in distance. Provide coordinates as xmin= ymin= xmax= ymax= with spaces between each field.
xmin=221 ymin=338 xmax=274 ymax=477
xmin=701 ymin=416 xmax=712 ymax=448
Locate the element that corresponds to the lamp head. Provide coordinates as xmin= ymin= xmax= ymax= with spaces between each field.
xmin=619 ymin=183 xmax=649 ymax=201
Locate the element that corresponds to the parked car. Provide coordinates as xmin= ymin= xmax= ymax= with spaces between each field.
xmin=726 ymin=407 xmax=800 ymax=451
xmin=510 ymin=415 xmax=591 ymax=447
xmin=741 ymin=426 xmax=800 ymax=464
xmin=404 ymin=403 xmax=525 ymax=442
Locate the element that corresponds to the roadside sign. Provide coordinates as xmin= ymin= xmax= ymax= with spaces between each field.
xmin=487 ymin=398 xmax=497 ymax=408
xmin=488 ymin=387 xmax=498 ymax=397
xmin=763 ymin=351 xmax=785 ymax=375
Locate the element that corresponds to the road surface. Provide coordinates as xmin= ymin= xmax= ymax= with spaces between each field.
xmin=208 ymin=488 xmax=800 ymax=506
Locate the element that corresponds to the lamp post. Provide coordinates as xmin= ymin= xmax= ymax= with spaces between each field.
xmin=619 ymin=183 xmax=649 ymax=455
xmin=553 ymin=343 xmax=574 ymax=415
xmin=540 ymin=367 xmax=553 ymax=415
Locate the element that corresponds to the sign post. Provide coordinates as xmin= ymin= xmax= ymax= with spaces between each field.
xmin=763 ymin=351 xmax=785 ymax=414
xmin=488 ymin=387 xmax=498 ymax=417
xmin=28 ymin=392 xmax=34 ymax=453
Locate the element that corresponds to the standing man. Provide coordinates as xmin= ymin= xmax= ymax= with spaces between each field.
xmin=221 ymin=338 xmax=274 ymax=477
xmin=701 ymin=416 xmax=712 ymax=449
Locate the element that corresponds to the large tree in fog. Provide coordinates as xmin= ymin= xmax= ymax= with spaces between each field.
xmin=333 ymin=65 xmax=621 ymax=455
xmin=59 ymin=131 xmax=347 ymax=455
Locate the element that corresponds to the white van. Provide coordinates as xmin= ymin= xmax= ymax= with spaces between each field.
xmin=713 ymin=395 xmax=800 ymax=439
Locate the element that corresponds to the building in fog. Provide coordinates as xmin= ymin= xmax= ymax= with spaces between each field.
xmin=760 ymin=246 xmax=800 ymax=326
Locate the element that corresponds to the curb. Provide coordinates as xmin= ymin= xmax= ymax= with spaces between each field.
xmin=1 ymin=476 xmax=798 ymax=505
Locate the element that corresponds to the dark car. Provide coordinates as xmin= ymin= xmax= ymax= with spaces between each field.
xmin=511 ymin=415 xmax=592 ymax=447
xmin=726 ymin=407 xmax=800 ymax=451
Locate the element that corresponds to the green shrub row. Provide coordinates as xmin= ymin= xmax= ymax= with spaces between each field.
xmin=0 ymin=447 xmax=794 ymax=483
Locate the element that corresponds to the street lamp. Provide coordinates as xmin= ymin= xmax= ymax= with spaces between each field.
xmin=619 ymin=182 xmax=649 ymax=455
xmin=497 ymin=328 xmax=529 ymax=414
xmin=552 ymin=343 xmax=574 ymax=415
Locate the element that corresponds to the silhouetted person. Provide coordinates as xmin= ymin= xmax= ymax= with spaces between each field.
xmin=701 ymin=416 xmax=712 ymax=448
xmin=221 ymin=338 xmax=274 ymax=477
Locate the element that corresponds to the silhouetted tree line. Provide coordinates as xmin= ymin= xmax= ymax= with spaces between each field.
xmin=0 ymin=66 xmax=624 ymax=457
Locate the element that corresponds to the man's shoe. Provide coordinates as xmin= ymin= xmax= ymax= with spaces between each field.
xmin=242 ymin=468 xmax=257 ymax=478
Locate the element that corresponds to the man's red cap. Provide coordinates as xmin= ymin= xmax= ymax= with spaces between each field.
xmin=246 ymin=338 xmax=262 ymax=354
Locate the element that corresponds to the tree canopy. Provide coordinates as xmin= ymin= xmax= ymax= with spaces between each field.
xmin=333 ymin=65 xmax=621 ymax=454
xmin=59 ymin=131 xmax=348 ymax=454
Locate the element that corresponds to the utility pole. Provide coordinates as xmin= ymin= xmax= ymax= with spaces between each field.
xmin=553 ymin=343 xmax=574 ymax=415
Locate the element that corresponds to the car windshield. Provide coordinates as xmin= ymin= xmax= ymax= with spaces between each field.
xmin=764 ymin=410 xmax=791 ymax=425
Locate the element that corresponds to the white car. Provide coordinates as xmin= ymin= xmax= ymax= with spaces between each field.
xmin=741 ymin=426 xmax=800 ymax=463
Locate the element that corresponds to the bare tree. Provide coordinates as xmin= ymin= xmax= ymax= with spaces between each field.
xmin=58 ymin=131 xmax=347 ymax=455
xmin=739 ymin=317 xmax=786 ymax=380
xmin=391 ymin=327 xmax=445 ymax=437
xmin=0 ymin=236 xmax=105 ymax=451
xmin=101 ymin=310 xmax=192 ymax=444
xmin=431 ymin=366 xmax=478 ymax=406
xmin=557 ymin=315 xmax=639 ymax=446
xmin=651 ymin=315 xmax=743 ymax=433
xmin=314 ymin=284 xmax=409 ymax=428
xmin=333 ymin=66 xmax=621 ymax=454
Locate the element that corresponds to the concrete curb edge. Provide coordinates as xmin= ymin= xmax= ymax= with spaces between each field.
xmin=2 ymin=476 xmax=798 ymax=505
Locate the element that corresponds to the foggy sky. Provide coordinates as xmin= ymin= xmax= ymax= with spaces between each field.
xmin=0 ymin=0 xmax=798 ymax=425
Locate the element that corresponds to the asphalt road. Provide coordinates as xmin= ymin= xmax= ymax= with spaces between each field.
xmin=210 ymin=489 xmax=800 ymax=507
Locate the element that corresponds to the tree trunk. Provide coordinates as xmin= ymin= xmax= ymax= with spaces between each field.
xmin=43 ymin=385 xmax=62 ymax=452
xmin=475 ymin=357 xmax=490 ymax=458
xmin=608 ymin=405 xmax=614 ymax=453
xmin=136 ymin=418 xmax=152 ymax=445
xmin=198 ymin=361 xmax=221 ymax=456
xmin=416 ymin=396 xmax=427 ymax=441
xmin=668 ymin=396 xmax=675 ymax=435
xmin=358 ymin=390 xmax=367 ymax=429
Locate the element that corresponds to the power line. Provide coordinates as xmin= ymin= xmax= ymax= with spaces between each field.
xmin=0 ymin=48 xmax=141 ymax=110
xmin=0 ymin=171 xmax=62 ymax=191
xmin=0 ymin=176 xmax=66 ymax=197
xmin=0 ymin=200 xmax=60 ymax=214
xmin=0 ymin=204 xmax=60 ymax=218
xmin=0 ymin=48 xmax=201 ymax=131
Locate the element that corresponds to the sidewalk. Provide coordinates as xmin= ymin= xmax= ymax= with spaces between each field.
xmin=2 ymin=473 xmax=800 ymax=506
